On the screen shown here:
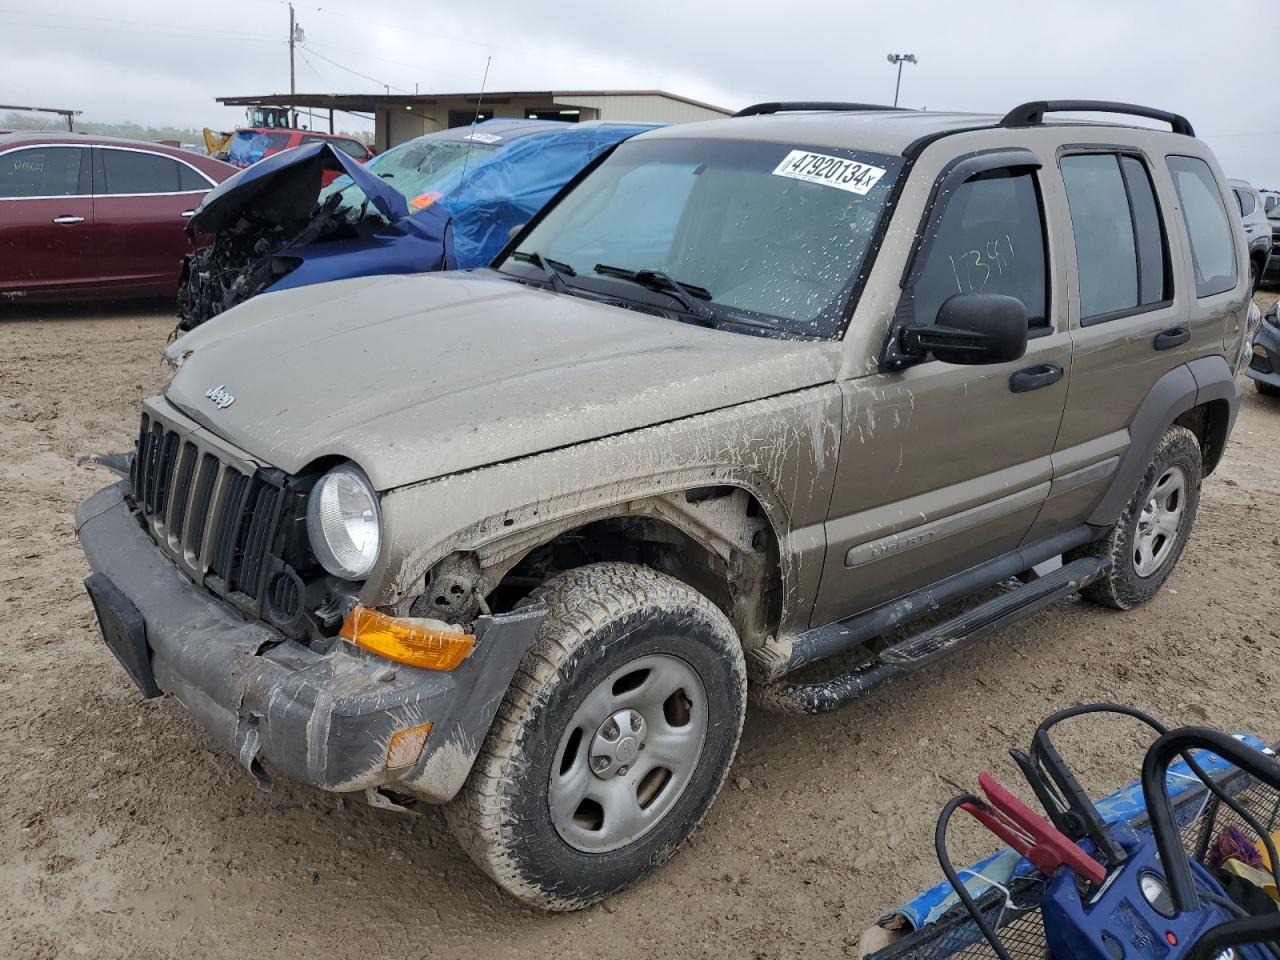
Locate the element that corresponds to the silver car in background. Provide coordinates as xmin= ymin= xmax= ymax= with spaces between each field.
xmin=1229 ymin=179 xmax=1272 ymax=289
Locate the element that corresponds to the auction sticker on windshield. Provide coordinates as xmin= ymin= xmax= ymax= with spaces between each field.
xmin=771 ymin=150 xmax=886 ymax=195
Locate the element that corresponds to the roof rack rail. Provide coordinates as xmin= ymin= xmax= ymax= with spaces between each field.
xmin=999 ymin=100 xmax=1194 ymax=137
xmin=733 ymin=101 xmax=898 ymax=118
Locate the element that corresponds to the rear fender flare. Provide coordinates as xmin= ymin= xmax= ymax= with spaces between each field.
xmin=1087 ymin=357 xmax=1238 ymax=526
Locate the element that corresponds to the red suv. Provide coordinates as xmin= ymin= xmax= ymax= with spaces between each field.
xmin=0 ymin=133 xmax=235 ymax=302
xmin=224 ymin=128 xmax=374 ymax=183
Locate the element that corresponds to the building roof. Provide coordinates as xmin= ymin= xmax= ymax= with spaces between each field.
xmin=217 ymin=89 xmax=732 ymax=115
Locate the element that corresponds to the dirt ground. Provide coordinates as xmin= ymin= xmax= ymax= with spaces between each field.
xmin=2 ymin=295 xmax=1278 ymax=960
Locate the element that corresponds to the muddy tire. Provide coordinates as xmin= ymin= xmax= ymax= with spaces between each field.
xmin=1069 ymin=425 xmax=1202 ymax=610
xmin=1256 ymin=379 xmax=1280 ymax=398
xmin=446 ymin=562 xmax=746 ymax=911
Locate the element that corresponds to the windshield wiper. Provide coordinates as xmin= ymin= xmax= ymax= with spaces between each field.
xmin=510 ymin=250 xmax=576 ymax=293
xmin=593 ymin=264 xmax=716 ymax=326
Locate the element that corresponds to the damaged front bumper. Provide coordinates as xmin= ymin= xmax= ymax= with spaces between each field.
xmin=75 ymin=482 xmax=544 ymax=804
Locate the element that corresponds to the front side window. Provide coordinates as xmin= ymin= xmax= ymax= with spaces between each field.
xmin=501 ymin=137 xmax=904 ymax=339
xmin=1060 ymin=153 xmax=1169 ymax=322
xmin=101 ymin=150 xmax=182 ymax=194
xmin=0 ymin=146 xmax=84 ymax=198
xmin=912 ymin=169 xmax=1049 ymax=328
xmin=1167 ymin=155 xmax=1236 ymax=298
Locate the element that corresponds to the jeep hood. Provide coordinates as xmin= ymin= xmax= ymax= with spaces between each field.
xmin=164 ymin=271 xmax=841 ymax=490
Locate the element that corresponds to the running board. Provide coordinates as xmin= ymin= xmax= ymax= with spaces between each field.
xmin=756 ymin=556 xmax=1110 ymax=715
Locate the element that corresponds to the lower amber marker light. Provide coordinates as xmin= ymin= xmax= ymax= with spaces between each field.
xmin=340 ymin=604 xmax=475 ymax=671
xmin=387 ymin=721 xmax=433 ymax=769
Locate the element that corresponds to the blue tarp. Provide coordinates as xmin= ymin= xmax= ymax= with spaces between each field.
xmin=426 ymin=121 xmax=657 ymax=267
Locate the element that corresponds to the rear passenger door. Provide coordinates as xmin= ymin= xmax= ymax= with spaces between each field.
xmin=815 ymin=153 xmax=1072 ymax=626
xmin=93 ymin=147 xmax=213 ymax=295
xmin=1046 ymin=149 xmax=1203 ymax=531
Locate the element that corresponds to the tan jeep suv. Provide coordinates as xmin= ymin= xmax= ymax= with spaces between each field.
xmin=77 ymin=99 xmax=1252 ymax=910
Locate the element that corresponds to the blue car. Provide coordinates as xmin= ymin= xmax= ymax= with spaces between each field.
xmin=178 ymin=119 xmax=657 ymax=329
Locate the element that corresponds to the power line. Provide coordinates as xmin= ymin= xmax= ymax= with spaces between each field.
xmin=304 ymin=38 xmax=477 ymax=84
xmin=0 ymin=17 xmax=282 ymax=44
xmin=0 ymin=7 xmax=278 ymax=40
xmin=301 ymin=45 xmax=410 ymax=93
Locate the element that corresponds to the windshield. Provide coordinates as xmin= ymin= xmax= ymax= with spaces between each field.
xmin=319 ymin=137 xmax=500 ymax=214
xmin=498 ymin=137 xmax=903 ymax=339
xmin=1267 ymin=194 xmax=1280 ymax=220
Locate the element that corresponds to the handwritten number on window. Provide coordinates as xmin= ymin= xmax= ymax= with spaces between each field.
xmin=949 ymin=234 xmax=1015 ymax=294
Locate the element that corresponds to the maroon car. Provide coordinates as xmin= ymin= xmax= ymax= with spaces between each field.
xmin=0 ymin=133 xmax=235 ymax=302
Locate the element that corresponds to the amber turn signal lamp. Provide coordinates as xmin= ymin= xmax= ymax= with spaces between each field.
xmin=340 ymin=604 xmax=474 ymax=671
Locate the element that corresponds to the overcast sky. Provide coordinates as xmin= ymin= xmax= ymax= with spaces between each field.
xmin=1 ymin=0 xmax=1275 ymax=185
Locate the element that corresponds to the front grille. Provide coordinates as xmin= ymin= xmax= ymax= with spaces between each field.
xmin=130 ymin=411 xmax=286 ymax=611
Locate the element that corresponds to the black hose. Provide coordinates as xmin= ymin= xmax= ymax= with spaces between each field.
xmin=935 ymin=794 xmax=1015 ymax=960
xmin=1030 ymin=704 xmax=1280 ymax=896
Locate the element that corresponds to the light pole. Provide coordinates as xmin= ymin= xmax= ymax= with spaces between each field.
xmin=886 ymin=53 xmax=917 ymax=108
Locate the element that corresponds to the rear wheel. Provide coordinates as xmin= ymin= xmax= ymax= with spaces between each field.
xmin=1250 ymin=259 xmax=1260 ymax=293
xmin=446 ymin=562 xmax=746 ymax=911
xmin=1069 ymin=425 xmax=1201 ymax=610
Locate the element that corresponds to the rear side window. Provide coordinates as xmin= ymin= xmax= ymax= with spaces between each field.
xmin=1060 ymin=153 xmax=1169 ymax=323
xmin=0 ymin=146 xmax=84 ymax=198
xmin=335 ymin=139 xmax=368 ymax=159
xmin=1234 ymin=187 xmax=1257 ymax=217
xmin=1167 ymin=155 xmax=1237 ymax=298
xmin=912 ymin=169 xmax=1049 ymax=328
xmin=178 ymin=163 xmax=211 ymax=191
xmin=102 ymin=149 xmax=181 ymax=194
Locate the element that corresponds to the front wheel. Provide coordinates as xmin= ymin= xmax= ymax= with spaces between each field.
xmin=1256 ymin=379 xmax=1280 ymax=398
xmin=1069 ymin=425 xmax=1202 ymax=610
xmin=446 ymin=562 xmax=747 ymax=911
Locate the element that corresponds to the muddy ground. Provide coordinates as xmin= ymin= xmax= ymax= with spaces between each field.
xmin=2 ymin=296 xmax=1278 ymax=959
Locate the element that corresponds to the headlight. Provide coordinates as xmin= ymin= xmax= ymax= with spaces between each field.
xmin=306 ymin=463 xmax=381 ymax=579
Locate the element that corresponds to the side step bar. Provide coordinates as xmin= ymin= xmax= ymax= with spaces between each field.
xmin=752 ymin=525 xmax=1101 ymax=682
xmin=757 ymin=555 xmax=1110 ymax=715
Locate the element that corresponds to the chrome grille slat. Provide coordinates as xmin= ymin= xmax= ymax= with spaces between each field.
xmin=128 ymin=410 xmax=283 ymax=616
xmin=166 ymin=441 xmax=198 ymax=546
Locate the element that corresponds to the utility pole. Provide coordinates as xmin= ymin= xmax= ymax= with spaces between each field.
xmin=289 ymin=3 xmax=296 ymax=97
xmin=886 ymin=53 xmax=917 ymax=108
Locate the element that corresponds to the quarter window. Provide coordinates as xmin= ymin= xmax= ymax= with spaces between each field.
xmin=178 ymin=163 xmax=211 ymax=192
xmin=1167 ymin=155 xmax=1237 ymax=298
xmin=0 ymin=146 xmax=84 ymax=198
xmin=1234 ymin=187 xmax=1257 ymax=217
xmin=1060 ymin=153 xmax=1169 ymax=323
xmin=101 ymin=150 xmax=182 ymax=194
xmin=912 ymin=169 xmax=1049 ymax=328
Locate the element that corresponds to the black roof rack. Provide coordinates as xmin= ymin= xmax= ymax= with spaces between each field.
xmin=999 ymin=100 xmax=1194 ymax=137
xmin=733 ymin=101 xmax=898 ymax=118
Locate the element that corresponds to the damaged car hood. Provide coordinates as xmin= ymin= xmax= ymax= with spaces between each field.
xmin=164 ymin=271 xmax=842 ymax=490
xmin=188 ymin=141 xmax=408 ymax=235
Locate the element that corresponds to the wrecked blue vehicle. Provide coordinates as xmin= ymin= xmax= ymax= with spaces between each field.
xmin=177 ymin=118 xmax=656 ymax=329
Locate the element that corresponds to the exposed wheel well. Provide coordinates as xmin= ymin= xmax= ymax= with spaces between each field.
xmin=1174 ymin=399 xmax=1232 ymax=475
xmin=483 ymin=487 xmax=784 ymax=649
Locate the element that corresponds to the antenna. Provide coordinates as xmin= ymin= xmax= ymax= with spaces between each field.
xmin=458 ymin=56 xmax=492 ymax=190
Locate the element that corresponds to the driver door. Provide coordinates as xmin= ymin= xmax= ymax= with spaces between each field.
xmin=812 ymin=153 xmax=1072 ymax=626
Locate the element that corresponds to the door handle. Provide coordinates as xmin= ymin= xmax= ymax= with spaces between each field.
xmin=1153 ymin=327 xmax=1191 ymax=351
xmin=180 ymin=210 xmax=196 ymax=218
xmin=52 ymin=215 xmax=85 ymax=225
xmin=1009 ymin=363 xmax=1064 ymax=393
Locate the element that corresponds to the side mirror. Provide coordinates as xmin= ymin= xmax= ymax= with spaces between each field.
xmin=507 ymin=223 xmax=526 ymax=243
xmin=899 ymin=293 xmax=1028 ymax=365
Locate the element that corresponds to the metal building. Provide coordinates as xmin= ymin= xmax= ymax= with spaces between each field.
xmin=216 ymin=90 xmax=732 ymax=151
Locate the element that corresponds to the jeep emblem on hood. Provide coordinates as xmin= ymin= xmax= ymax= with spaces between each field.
xmin=205 ymin=385 xmax=235 ymax=409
